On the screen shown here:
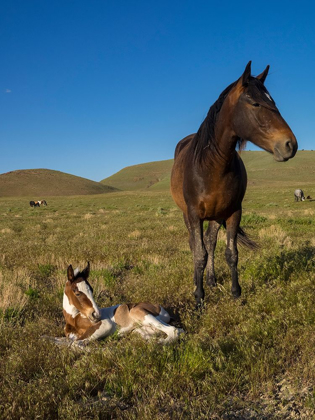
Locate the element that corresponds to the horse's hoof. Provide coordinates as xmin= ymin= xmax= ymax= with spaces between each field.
xmin=195 ymin=301 xmax=204 ymax=312
xmin=206 ymin=278 xmax=217 ymax=288
xmin=231 ymin=287 xmax=242 ymax=299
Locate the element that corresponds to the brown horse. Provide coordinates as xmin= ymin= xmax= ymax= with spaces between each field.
xmin=171 ymin=62 xmax=297 ymax=307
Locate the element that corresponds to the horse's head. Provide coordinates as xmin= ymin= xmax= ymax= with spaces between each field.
xmin=226 ymin=61 xmax=297 ymax=162
xmin=64 ymin=262 xmax=101 ymax=323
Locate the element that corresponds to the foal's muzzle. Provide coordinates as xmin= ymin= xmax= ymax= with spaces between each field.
xmin=89 ymin=311 xmax=101 ymax=322
xmin=274 ymin=138 xmax=297 ymax=162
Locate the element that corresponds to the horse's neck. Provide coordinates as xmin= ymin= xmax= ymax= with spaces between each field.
xmin=63 ymin=293 xmax=80 ymax=318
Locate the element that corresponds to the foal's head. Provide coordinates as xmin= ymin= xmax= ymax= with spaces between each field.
xmin=224 ymin=61 xmax=297 ymax=162
xmin=65 ymin=262 xmax=101 ymax=322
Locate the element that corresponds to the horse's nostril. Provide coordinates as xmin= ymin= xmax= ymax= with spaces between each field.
xmin=285 ymin=140 xmax=293 ymax=152
xmin=92 ymin=311 xmax=100 ymax=320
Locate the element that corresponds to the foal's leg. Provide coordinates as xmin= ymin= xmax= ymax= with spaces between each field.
xmin=187 ymin=211 xmax=207 ymax=307
xmin=141 ymin=314 xmax=183 ymax=342
xmin=204 ymin=220 xmax=222 ymax=288
xmin=225 ymin=210 xmax=242 ymax=298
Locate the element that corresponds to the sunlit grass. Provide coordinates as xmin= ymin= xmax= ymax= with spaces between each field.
xmin=0 ymin=189 xmax=315 ymax=418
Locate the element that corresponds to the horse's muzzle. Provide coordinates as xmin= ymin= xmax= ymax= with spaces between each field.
xmin=274 ymin=138 xmax=297 ymax=162
xmin=89 ymin=311 xmax=101 ymax=322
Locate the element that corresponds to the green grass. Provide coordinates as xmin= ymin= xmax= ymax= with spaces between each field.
xmin=0 ymin=180 xmax=315 ymax=418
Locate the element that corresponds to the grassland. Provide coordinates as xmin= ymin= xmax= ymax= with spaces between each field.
xmin=0 ymin=169 xmax=117 ymax=197
xmin=1 ymin=155 xmax=315 ymax=418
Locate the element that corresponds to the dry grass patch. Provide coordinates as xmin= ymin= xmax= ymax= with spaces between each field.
xmin=1 ymin=228 xmax=13 ymax=234
xmin=259 ymin=225 xmax=293 ymax=248
xmin=84 ymin=213 xmax=94 ymax=220
xmin=0 ymin=268 xmax=31 ymax=314
xmin=128 ymin=229 xmax=141 ymax=239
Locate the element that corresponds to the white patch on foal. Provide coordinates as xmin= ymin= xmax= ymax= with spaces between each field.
xmin=63 ymin=293 xmax=79 ymax=318
xmin=77 ymin=280 xmax=101 ymax=319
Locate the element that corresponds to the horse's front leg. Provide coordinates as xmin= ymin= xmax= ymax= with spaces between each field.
xmin=187 ymin=211 xmax=207 ymax=307
xmin=204 ymin=220 xmax=222 ymax=287
xmin=225 ymin=210 xmax=242 ymax=298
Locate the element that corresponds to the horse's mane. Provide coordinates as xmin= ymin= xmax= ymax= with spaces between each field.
xmin=191 ymin=80 xmax=245 ymax=163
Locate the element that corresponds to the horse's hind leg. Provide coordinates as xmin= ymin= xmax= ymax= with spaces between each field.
xmin=225 ymin=210 xmax=242 ymax=298
xmin=204 ymin=220 xmax=222 ymax=288
xmin=183 ymin=213 xmax=194 ymax=251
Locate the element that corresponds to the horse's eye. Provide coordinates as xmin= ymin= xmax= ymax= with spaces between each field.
xmin=252 ymin=103 xmax=260 ymax=107
xmin=74 ymin=289 xmax=81 ymax=296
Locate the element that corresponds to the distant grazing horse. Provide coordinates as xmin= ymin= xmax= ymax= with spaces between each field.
xmin=29 ymin=201 xmax=40 ymax=207
xmin=40 ymin=200 xmax=47 ymax=206
xmin=171 ymin=62 xmax=297 ymax=307
xmin=294 ymin=189 xmax=305 ymax=202
xmin=63 ymin=262 xmax=184 ymax=344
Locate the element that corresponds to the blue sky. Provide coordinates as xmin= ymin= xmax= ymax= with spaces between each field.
xmin=1 ymin=1 xmax=314 ymax=181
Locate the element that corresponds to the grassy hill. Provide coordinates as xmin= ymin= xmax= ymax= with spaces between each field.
xmin=101 ymin=150 xmax=315 ymax=191
xmin=0 ymin=169 xmax=117 ymax=197
xmin=101 ymin=159 xmax=173 ymax=191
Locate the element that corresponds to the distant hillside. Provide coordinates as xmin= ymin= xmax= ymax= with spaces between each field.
xmin=0 ymin=169 xmax=117 ymax=197
xmin=101 ymin=160 xmax=173 ymax=191
xmin=101 ymin=151 xmax=315 ymax=191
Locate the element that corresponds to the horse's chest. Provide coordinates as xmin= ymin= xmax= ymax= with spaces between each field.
xmin=198 ymin=180 xmax=244 ymax=219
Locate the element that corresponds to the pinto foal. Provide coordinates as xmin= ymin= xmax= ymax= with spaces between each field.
xmin=63 ymin=263 xmax=183 ymax=344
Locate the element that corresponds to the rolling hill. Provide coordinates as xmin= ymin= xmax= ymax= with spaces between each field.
xmin=0 ymin=169 xmax=117 ymax=197
xmin=101 ymin=150 xmax=315 ymax=191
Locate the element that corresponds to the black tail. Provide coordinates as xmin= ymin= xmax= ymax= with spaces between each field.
xmin=237 ymin=226 xmax=259 ymax=250
xmin=221 ymin=222 xmax=259 ymax=250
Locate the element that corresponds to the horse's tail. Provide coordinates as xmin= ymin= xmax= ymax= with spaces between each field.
xmin=222 ymin=222 xmax=259 ymax=250
xmin=237 ymin=226 xmax=259 ymax=250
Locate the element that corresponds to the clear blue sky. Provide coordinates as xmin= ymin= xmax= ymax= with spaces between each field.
xmin=1 ymin=1 xmax=314 ymax=181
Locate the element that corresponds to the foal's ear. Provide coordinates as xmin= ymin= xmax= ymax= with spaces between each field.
xmin=240 ymin=61 xmax=252 ymax=86
xmin=256 ymin=65 xmax=270 ymax=84
xmin=81 ymin=261 xmax=90 ymax=279
xmin=67 ymin=265 xmax=75 ymax=282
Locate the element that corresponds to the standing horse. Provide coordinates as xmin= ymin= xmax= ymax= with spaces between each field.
xmin=30 ymin=201 xmax=40 ymax=207
xmin=294 ymin=189 xmax=305 ymax=202
xmin=171 ymin=62 xmax=297 ymax=307
xmin=63 ymin=262 xmax=184 ymax=344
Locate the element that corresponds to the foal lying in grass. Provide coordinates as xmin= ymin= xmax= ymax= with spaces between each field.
xmin=63 ymin=262 xmax=184 ymax=345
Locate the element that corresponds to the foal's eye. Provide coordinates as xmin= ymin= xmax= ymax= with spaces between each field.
xmin=74 ymin=290 xmax=81 ymax=296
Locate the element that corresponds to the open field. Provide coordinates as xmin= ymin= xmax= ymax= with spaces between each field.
xmin=1 ymin=172 xmax=315 ymax=418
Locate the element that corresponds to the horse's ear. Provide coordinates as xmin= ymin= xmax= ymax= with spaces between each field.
xmin=256 ymin=65 xmax=270 ymax=84
xmin=67 ymin=265 xmax=75 ymax=282
xmin=82 ymin=261 xmax=90 ymax=280
xmin=241 ymin=61 xmax=252 ymax=86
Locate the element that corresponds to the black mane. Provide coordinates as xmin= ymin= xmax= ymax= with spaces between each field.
xmin=191 ymin=81 xmax=237 ymax=162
